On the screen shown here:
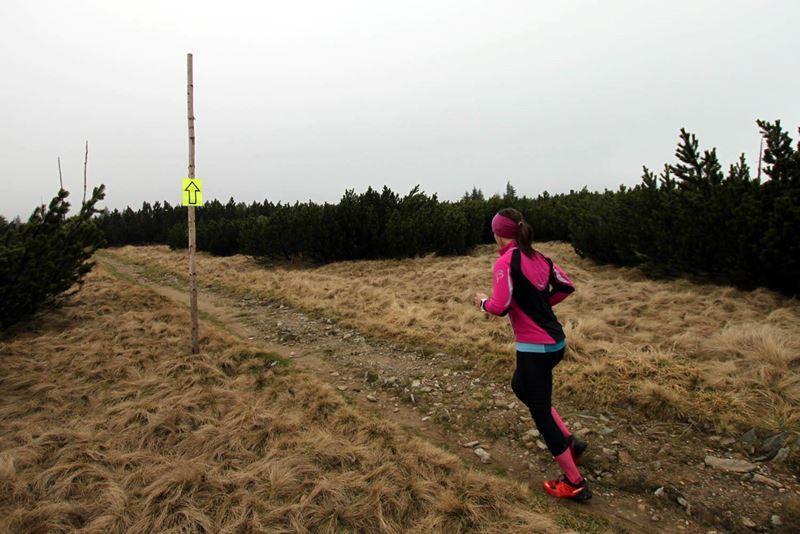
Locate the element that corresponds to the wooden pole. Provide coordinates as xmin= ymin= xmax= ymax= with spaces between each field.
xmin=82 ymin=141 xmax=88 ymax=205
xmin=187 ymin=53 xmax=199 ymax=354
xmin=57 ymin=156 xmax=63 ymax=190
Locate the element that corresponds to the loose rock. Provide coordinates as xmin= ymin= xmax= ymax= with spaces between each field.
xmin=474 ymin=447 xmax=492 ymax=463
xmin=463 ymin=440 xmax=480 ymax=448
xmin=522 ymin=429 xmax=540 ymax=441
xmin=704 ymin=455 xmax=757 ymax=473
xmin=752 ymin=473 xmax=782 ymax=488
xmin=773 ymin=447 xmax=790 ymax=462
xmin=741 ymin=516 xmax=756 ymax=528
xmin=762 ymin=432 xmax=790 ymax=452
xmin=740 ymin=428 xmax=758 ymax=446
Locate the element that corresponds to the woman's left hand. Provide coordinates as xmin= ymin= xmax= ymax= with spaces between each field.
xmin=473 ymin=292 xmax=488 ymax=308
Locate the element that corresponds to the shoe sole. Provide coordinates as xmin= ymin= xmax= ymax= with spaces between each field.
xmin=543 ymin=483 xmax=593 ymax=502
xmin=570 ymin=488 xmax=592 ymax=502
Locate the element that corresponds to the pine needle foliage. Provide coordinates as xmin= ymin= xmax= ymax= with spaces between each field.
xmin=1 ymin=185 xmax=106 ymax=329
xmin=96 ymin=120 xmax=799 ymax=295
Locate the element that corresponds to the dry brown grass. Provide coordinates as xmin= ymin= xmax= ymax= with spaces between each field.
xmin=105 ymin=243 xmax=800 ymax=435
xmin=0 ymin=267 xmax=576 ymax=533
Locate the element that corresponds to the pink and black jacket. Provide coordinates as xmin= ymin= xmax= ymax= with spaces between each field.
xmin=481 ymin=242 xmax=575 ymax=352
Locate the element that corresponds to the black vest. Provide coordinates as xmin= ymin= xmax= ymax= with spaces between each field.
xmin=507 ymin=248 xmax=568 ymax=343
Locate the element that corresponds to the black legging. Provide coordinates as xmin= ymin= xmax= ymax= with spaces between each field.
xmin=511 ymin=348 xmax=568 ymax=456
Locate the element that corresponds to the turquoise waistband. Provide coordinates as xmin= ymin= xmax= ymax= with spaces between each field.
xmin=515 ymin=339 xmax=566 ymax=353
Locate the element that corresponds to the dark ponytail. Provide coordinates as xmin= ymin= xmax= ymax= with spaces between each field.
xmin=498 ymin=207 xmax=535 ymax=257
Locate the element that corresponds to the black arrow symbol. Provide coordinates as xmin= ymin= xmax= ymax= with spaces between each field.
xmin=184 ymin=180 xmax=200 ymax=205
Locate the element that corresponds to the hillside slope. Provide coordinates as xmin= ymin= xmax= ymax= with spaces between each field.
xmin=0 ymin=267 xmax=585 ymax=533
xmin=105 ymin=243 xmax=800 ymax=436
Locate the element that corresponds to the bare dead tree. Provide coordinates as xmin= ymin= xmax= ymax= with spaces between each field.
xmin=58 ymin=156 xmax=63 ymax=190
xmin=757 ymin=138 xmax=763 ymax=181
xmin=83 ymin=141 xmax=88 ymax=206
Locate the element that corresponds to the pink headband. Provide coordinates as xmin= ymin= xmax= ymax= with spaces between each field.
xmin=491 ymin=213 xmax=520 ymax=239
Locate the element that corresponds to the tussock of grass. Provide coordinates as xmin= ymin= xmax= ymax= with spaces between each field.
xmin=105 ymin=243 xmax=800 ymax=434
xmin=0 ymin=268 xmax=571 ymax=533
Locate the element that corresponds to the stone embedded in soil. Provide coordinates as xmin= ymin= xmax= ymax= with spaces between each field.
xmin=741 ymin=516 xmax=756 ymax=528
xmin=771 ymin=514 xmax=782 ymax=527
xmin=366 ymin=394 xmax=378 ymax=402
xmin=740 ymin=428 xmax=758 ymax=446
xmin=536 ymin=440 xmax=547 ymax=451
xmin=704 ymin=455 xmax=757 ymax=473
xmin=654 ymin=485 xmax=690 ymax=513
xmin=651 ymin=460 xmax=662 ymax=471
xmin=752 ymin=473 xmax=782 ymax=488
xmin=474 ymin=447 xmax=491 ymax=463
xmin=772 ymin=447 xmax=790 ymax=462
xmin=522 ymin=429 xmax=540 ymax=440
xmin=411 ymin=379 xmax=421 ymax=388
xmin=463 ymin=440 xmax=480 ymax=448
xmin=337 ymin=385 xmax=348 ymax=391
xmin=762 ymin=432 xmax=790 ymax=452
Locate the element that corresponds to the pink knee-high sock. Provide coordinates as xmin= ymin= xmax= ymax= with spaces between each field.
xmin=554 ymin=449 xmax=583 ymax=486
xmin=551 ymin=407 xmax=572 ymax=438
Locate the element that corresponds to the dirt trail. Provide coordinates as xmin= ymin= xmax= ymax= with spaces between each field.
xmin=99 ymin=252 xmax=799 ymax=533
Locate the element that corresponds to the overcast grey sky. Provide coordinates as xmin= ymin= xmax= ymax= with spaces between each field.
xmin=1 ymin=1 xmax=798 ymax=218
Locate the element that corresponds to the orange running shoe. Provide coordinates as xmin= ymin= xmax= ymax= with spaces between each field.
xmin=543 ymin=477 xmax=592 ymax=501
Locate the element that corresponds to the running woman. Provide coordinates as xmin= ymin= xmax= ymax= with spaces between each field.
xmin=473 ymin=208 xmax=591 ymax=501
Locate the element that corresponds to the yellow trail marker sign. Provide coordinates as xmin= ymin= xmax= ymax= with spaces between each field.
xmin=182 ymin=178 xmax=203 ymax=206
